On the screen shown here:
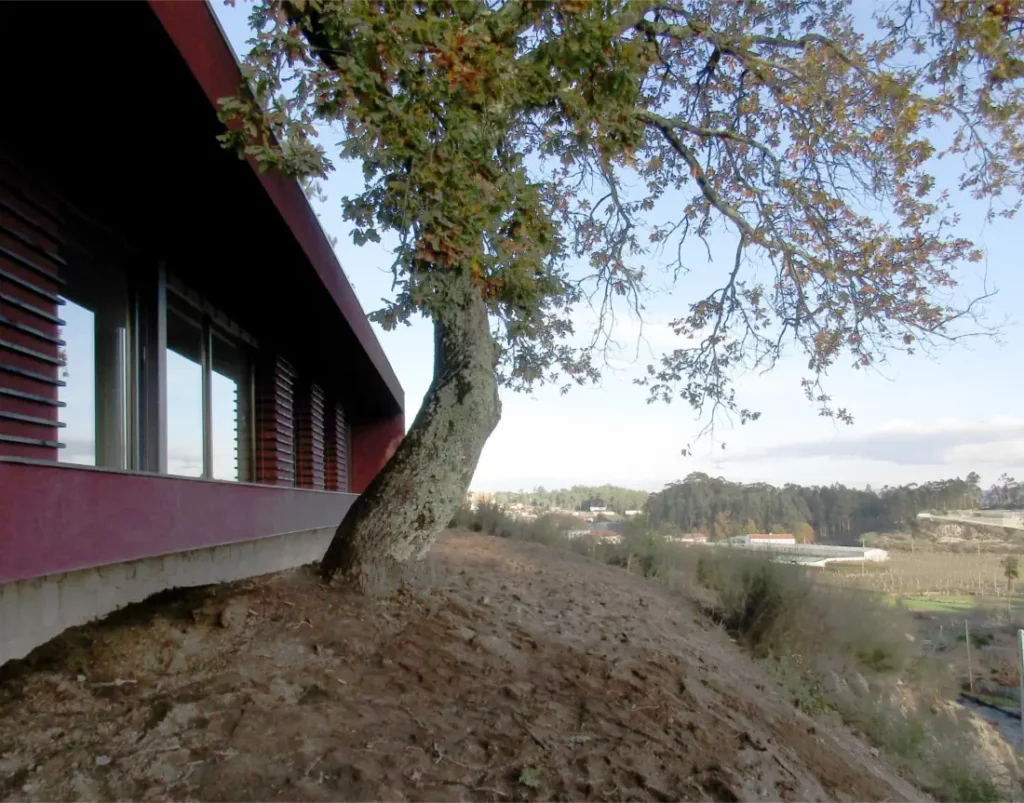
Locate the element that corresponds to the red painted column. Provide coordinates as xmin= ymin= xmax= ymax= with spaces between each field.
xmin=349 ymin=412 xmax=404 ymax=494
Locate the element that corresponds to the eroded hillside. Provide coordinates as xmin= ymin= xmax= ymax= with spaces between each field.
xmin=0 ymin=533 xmax=924 ymax=801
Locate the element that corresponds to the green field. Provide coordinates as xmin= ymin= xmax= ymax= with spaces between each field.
xmin=892 ymin=593 xmax=1024 ymax=616
xmin=897 ymin=595 xmax=979 ymax=613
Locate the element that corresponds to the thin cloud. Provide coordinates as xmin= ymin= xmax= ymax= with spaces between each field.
xmin=721 ymin=418 xmax=1024 ymax=467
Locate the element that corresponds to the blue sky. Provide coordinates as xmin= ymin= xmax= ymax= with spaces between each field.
xmin=199 ymin=3 xmax=1024 ymax=493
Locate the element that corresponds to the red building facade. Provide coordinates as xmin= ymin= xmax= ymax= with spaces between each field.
xmin=0 ymin=1 xmax=403 ymax=615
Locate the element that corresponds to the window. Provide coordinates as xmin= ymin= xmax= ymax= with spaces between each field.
xmin=166 ymin=305 xmax=204 ymax=477
xmin=57 ymin=300 xmax=96 ymax=465
xmin=165 ymin=292 xmax=253 ymax=481
xmin=58 ymin=259 xmax=130 ymax=469
xmin=211 ymin=331 xmax=252 ymax=481
xmin=52 ymin=254 xmax=253 ymax=479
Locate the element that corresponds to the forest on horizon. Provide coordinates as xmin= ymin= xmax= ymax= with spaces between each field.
xmin=491 ymin=472 xmax=1024 ymax=545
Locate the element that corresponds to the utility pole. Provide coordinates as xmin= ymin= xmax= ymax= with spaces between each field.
xmin=1018 ymin=629 xmax=1023 ymax=743
xmin=965 ymin=619 xmax=974 ymax=693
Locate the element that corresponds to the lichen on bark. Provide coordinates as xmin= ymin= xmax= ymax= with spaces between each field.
xmin=319 ymin=271 xmax=501 ymax=592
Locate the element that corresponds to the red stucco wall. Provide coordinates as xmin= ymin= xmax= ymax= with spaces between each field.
xmin=350 ymin=414 xmax=405 ymax=495
xmin=0 ymin=460 xmax=357 ymax=585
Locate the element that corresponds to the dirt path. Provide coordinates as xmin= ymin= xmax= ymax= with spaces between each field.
xmin=0 ymin=533 xmax=923 ymax=801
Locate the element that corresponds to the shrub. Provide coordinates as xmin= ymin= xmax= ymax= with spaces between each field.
xmin=846 ymin=701 xmax=927 ymax=760
xmin=692 ymin=550 xmax=1016 ymax=802
xmin=693 ymin=551 xmax=913 ymax=673
xmin=933 ymin=764 xmax=1002 ymax=803
xmin=518 ymin=512 xmax=573 ymax=548
xmin=448 ymin=502 xmax=522 ymax=538
xmin=449 ymin=504 xmax=578 ymax=546
xmin=696 ymin=554 xmax=813 ymax=656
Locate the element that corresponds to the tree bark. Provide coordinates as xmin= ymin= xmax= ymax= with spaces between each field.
xmin=319 ymin=273 xmax=501 ymax=592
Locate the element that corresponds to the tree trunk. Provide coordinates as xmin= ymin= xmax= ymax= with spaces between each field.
xmin=319 ymin=273 xmax=501 ymax=593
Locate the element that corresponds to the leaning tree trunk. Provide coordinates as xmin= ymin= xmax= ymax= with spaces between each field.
xmin=319 ymin=273 xmax=501 ymax=593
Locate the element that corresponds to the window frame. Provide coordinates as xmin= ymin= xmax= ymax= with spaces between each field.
xmin=165 ymin=280 xmax=256 ymax=482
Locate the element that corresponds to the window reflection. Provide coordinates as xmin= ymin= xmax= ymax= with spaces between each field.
xmin=58 ymin=260 xmax=129 ymax=469
xmin=166 ymin=306 xmax=204 ymax=477
xmin=58 ymin=300 xmax=96 ymax=466
xmin=56 ymin=277 xmax=253 ymax=481
xmin=211 ymin=331 xmax=251 ymax=481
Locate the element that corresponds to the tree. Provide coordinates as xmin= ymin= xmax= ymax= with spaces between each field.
xmin=793 ymin=522 xmax=815 ymax=544
xmin=222 ymin=0 xmax=1022 ymax=590
xmin=1003 ymin=556 xmax=1019 ymax=594
xmin=712 ymin=510 xmax=732 ymax=541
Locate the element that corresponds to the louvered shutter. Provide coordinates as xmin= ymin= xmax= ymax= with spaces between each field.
xmin=254 ymin=353 xmax=295 ymax=486
xmin=0 ymin=164 xmax=65 ymax=459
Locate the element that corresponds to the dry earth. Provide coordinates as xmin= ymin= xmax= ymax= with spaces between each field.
xmin=0 ymin=532 xmax=925 ymax=802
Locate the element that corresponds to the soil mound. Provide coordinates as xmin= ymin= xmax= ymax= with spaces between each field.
xmin=0 ymin=533 xmax=922 ymax=801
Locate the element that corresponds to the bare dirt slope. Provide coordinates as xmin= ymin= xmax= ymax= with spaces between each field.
xmin=0 ymin=532 xmax=923 ymax=802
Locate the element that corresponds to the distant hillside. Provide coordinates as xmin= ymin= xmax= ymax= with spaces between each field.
xmin=865 ymin=518 xmax=1024 ymax=553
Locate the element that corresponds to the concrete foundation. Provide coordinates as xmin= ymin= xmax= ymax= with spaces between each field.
xmin=0 ymin=527 xmax=334 ymax=665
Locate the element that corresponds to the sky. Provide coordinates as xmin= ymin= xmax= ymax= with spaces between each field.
xmin=139 ymin=3 xmax=1023 ymax=495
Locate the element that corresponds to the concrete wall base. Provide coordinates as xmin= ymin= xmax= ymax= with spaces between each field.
xmin=0 ymin=527 xmax=334 ymax=666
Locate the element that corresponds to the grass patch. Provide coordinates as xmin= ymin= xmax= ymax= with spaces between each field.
xmin=894 ymin=594 xmax=1024 ymax=619
xmin=961 ymin=690 xmax=1020 ymax=711
xmin=898 ymin=595 xmax=981 ymax=613
xmin=825 ymin=561 xmax=890 ymax=576
xmin=933 ymin=765 xmax=1002 ymax=803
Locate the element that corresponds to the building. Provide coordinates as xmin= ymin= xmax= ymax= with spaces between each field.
xmin=567 ymin=530 xmax=623 ymax=545
xmin=465 ymin=492 xmax=494 ymax=511
xmin=0 ymin=2 xmax=404 ymax=663
xmin=730 ymin=534 xmax=797 ymax=546
xmin=745 ymin=534 xmax=796 ymax=545
xmin=567 ymin=520 xmax=624 ymax=544
xmin=665 ymin=533 xmax=708 ymax=544
xmin=623 ymin=509 xmax=642 ymax=517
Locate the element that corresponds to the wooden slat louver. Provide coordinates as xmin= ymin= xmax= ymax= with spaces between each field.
xmin=296 ymin=380 xmax=325 ymax=490
xmin=324 ymin=399 xmax=348 ymax=492
xmin=254 ymin=353 xmax=295 ymax=486
xmin=0 ymin=165 xmax=66 ymax=459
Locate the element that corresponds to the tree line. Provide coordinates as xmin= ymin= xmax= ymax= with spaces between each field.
xmin=643 ymin=472 xmax=993 ymax=545
xmin=492 ymin=486 xmax=651 ymax=515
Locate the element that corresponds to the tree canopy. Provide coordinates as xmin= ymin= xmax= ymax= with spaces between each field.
xmin=220 ymin=0 xmax=1022 ymax=588
xmin=492 ymin=484 xmax=651 ymax=512
xmin=644 ymin=470 xmax=985 ymax=543
xmin=222 ymin=0 xmax=1021 ymax=425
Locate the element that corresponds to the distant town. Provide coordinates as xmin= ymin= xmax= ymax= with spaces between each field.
xmin=464 ymin=489 xmax=891 ymax=566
